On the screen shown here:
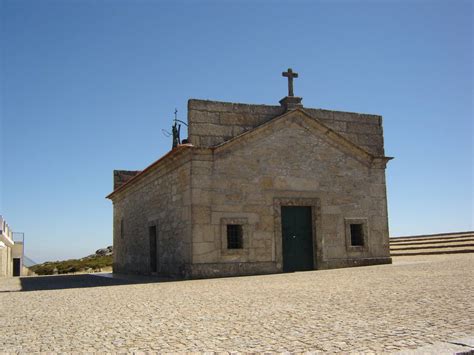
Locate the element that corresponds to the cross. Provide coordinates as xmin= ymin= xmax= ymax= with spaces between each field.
xmin=282 ymin=68 xmax=298 ymax=97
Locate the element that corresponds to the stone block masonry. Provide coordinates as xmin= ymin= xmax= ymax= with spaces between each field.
xmin=188 ymin=99 xmax=384 ymax=156
xmin=187 ymin=108 xmax=390 ymax=278
xmin=113 ymin=170 xmax=141 ymax=190
xmin=108 ymin=96 xmax=392 ymax=279
xmin=111 ymin=148 xmax=193 ymax=277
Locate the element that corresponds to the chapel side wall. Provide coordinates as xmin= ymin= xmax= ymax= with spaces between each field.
xmin=187 ymin=99 xmax=384 ymax=155
xmin=189 ymin=114 xmax=390 ymax=278
xmin=112 ymin=152 xmax=192 ymax=277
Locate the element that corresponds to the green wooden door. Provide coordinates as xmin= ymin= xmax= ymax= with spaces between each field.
xmin=282 ymin=206 xmax=314 ymax=272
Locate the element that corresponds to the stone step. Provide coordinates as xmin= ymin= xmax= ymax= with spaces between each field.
xmin=389 ymin=231 xmax=474 ymax=257
xmin=390 ymin=231 xmax=473 ymax=243
xmin=390 ymin=236 xmax=474 ymax=246
xmin=390 ymin=247 xmax=474 ymax=256
xmin=390 ymin=241 xmax=474 ymax=251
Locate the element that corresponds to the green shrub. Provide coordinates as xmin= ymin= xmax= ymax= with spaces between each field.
xmin=30 ymin=255 xmax=113 ymax=275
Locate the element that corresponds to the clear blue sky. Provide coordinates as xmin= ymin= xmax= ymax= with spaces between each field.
xmin=1 ymin=0 xmax=472 ymax=263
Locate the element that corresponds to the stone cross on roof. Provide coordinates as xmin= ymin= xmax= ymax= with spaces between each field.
xmin=282 ymin=68 xmax=298 ymax=97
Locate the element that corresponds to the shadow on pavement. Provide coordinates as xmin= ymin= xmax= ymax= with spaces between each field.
xmin=1 ymin=273 xmax=170 ymax=292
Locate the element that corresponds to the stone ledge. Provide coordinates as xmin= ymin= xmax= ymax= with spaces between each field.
xmin=319 ymin=257 xmax=392 ymax=269
xmin=188 ymin=99 xmax=284 ymax=114
xmin=189 ymin=99 xmax=382 ymax=121
xmin=188 ymin=261 xmax=279 ymax=279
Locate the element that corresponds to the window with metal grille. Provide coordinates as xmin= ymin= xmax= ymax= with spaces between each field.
xmin=227 ymin=224 xmax=243 ymax=249
xmin=350 ymin=223 xmax=364 ymax=246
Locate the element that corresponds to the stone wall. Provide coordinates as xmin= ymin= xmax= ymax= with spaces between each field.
xmin=188 ymin=99 xmax=384 ymax=155
xmin=114 ymin=170 xmax=141 ymax=190
xmin=189 ymin=110 xmax=390 ymax=278
xmin=111 ymin=148 xmax=193 ymax=277
xmin=111 ymin=101 xmax=390 ymax=279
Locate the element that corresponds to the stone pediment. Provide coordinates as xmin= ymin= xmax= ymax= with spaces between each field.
xmin=213 ymin=109 xmax=393 ymax=168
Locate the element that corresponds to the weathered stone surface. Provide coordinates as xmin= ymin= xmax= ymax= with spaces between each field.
xmin=187 ymin=99 xmax=384 ymax=155
xmin=1 ymin=254 xmax=472 ymax=353
xmin=113 ymin=170 xmax=141 ymax=190
xmin=187 ymin=109 xmax=391 ymax=277
xmin=111 ymin=149 xmax=193 ymax=277
xmin=109 ymin=99 xmax=392 ymax=279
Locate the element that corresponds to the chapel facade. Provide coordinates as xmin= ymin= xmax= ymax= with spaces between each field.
xmin=107 ymin=69 xmax=393 ymax=278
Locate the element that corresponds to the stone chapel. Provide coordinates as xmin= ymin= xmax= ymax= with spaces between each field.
xmin=107 ymin=69 xmax=393 ymax=278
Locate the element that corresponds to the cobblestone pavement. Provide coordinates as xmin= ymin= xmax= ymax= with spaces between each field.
xmin=0 ymin=254 xmax=473 ymax=353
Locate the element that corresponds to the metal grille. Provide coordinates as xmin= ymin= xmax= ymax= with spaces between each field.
xmin=350 ymin=224 xmax=364 ymax=246
xmin=227 ymin=224 xmax=243 ymax=249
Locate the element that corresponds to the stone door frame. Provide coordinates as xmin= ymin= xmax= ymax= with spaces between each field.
xmin=273 ymin=197 xmax=322 ymax=271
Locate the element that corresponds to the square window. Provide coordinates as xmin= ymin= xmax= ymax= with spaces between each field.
xmin=220 ymin=218 xmax=249 ymax=256
xmin=350 ymin=223 xmax=364 ymax=246
xmin=227 ymin=224 xmax=243 ymax=249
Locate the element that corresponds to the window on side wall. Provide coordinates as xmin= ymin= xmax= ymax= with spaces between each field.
xmin=120 ymin=219 xmax=124 ymax=239
xmin=227 ymin=224 xmax=243 ymax=249
xmin=350 ymin=223 xmax=364 ymax=246
xmin=345 ymin=218 xmax=368 ymax=250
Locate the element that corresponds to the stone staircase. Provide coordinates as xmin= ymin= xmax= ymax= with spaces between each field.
xmin=390 ymin=231 xmax=474 ymax=256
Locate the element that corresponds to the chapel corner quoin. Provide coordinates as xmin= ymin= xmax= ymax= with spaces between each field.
xmin=106 ymin=69 xmax=393 ymax=279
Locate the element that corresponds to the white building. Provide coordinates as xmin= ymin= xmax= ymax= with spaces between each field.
xmin=0 ymin=215 xmax=24 ymax=277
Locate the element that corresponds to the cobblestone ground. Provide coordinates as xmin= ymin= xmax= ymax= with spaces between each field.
xmin=0 ymin=254 xmax=472 ymax=353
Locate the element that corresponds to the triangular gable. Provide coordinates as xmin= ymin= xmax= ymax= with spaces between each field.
xmin=213 ymin=109 xmax=392 ymax=167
